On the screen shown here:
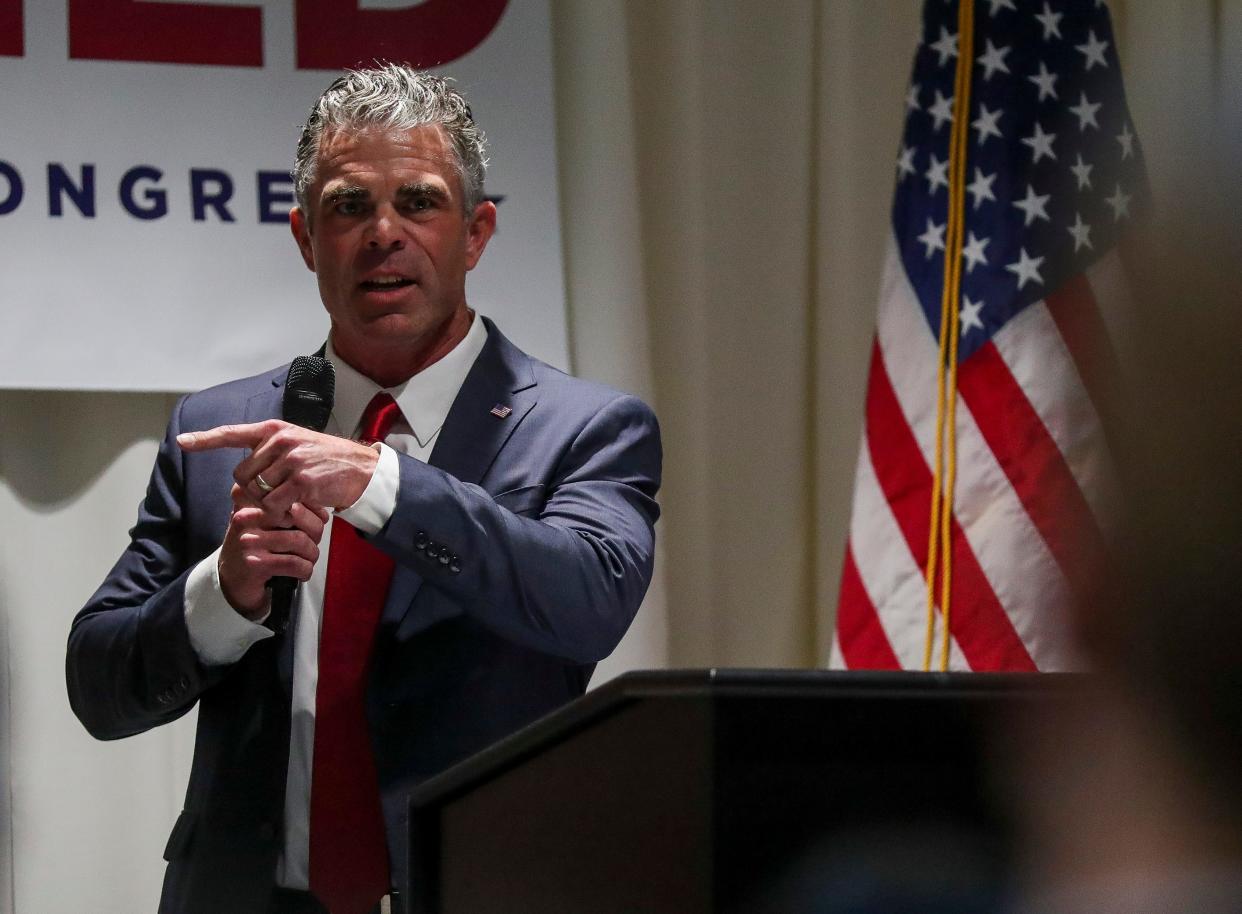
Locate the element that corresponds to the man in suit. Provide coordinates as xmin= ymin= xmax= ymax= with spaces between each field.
xmin=65 ymin=65 xmax=661 ymax=914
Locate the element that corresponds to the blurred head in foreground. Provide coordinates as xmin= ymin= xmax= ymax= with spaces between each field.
xmin=1010 ymin=120 xmax=1242 ymax=912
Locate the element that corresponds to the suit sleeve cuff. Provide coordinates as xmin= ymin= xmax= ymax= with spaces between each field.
xmin=337 ymin=442 xmax=399 ymax=535
xmin=184 ymin=548 xmax=274 ymax=666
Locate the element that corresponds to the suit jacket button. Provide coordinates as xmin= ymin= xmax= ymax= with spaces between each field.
xmin=414 ymin=531 xmax=429 ymax=550
xmin=425 ymin=542 xmax=441 ymax=559
xmin=437 ymin=551 xmax=451 ymax=566
xmin=449 ymin=557 xmax=462 ymax=574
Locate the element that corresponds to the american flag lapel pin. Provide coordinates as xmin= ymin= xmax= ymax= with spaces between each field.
xmin=490 ymin=404 xmax=512 ymax=419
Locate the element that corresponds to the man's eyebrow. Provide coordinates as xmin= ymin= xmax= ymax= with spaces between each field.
xmin=323 ymin=185 xmax=369 ymax=205
xmin=396 ymin=182 xmax=449 ymax=201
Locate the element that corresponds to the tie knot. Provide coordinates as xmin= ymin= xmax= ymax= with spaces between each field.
xmin=358 ymin=392 xmax=402 ymax=445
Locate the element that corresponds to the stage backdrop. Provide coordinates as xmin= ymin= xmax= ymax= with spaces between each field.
xmin=0 ymin=0 xmax=568 ymax=391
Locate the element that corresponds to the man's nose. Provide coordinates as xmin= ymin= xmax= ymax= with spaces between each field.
xmin=366 ymin=207 xmax=403 ymax=249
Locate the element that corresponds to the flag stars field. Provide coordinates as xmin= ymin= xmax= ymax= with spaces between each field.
xmin=892 ymin=0 xmax=1145 ymax=312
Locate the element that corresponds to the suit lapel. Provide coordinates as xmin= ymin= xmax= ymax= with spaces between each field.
xmin=427 ymin=319 xmax=537 ymax=484
xmin=379 ymin=320 xmax=538 ymax=629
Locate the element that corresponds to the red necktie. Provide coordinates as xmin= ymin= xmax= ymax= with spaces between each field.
xmin=309 ymin=392 xmax=401 ymax=914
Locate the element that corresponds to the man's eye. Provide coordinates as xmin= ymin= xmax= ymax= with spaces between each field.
xmin=336 ymin=200 xmax=363 ymax=215
xmin=411 ymin=196 xmax=433 ymax=211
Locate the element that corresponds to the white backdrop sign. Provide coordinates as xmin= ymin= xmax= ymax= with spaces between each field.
xmin=0 ymin=0 xmax=567 ymax=391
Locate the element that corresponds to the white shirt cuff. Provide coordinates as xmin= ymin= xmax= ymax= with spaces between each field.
xmin=184 ymin=548 xmax=275 ymax=666
xmin=337 ymin=442 xmax=399 ymax=535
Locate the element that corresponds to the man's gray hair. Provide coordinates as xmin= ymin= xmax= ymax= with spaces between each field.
xmin=293 ymin=64 xmax=488 ymax=214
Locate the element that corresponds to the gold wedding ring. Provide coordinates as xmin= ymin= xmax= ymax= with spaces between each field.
xmin=255 ymin=473 xmax=275 ymax=494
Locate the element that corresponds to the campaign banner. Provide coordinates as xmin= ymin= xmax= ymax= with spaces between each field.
xmin=0 ymin=0 xmax=567 ymax=391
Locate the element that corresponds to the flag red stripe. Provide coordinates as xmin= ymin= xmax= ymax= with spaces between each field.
xmin=836 ymin=545 xmax=902 ymax=670
xmin=1043 ymin=273 xmax=1123 ymax=437
xmin=957 ymin=340 xmax=1109 ymax=610
xmin=865 ymin=340 xmax=1038 ymax=671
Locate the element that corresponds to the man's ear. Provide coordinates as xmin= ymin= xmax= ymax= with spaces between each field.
xmin=464 ymin=200 xmax=497 ymax=271
xmin=290 ymin=207 xmax=315 ymax=272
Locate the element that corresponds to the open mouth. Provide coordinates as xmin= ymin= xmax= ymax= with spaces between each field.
xmin=359 ymin=277 xmax=416 ymax=292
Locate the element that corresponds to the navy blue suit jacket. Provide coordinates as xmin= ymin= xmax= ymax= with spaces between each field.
xmin=66 ymin=319 xmax=662 ymax=913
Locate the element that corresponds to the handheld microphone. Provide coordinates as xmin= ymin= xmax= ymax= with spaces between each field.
xmin=267 ymin=356 xmax=336 ymax=633
xmin=283 ymin=355 xmax=336 ymax=431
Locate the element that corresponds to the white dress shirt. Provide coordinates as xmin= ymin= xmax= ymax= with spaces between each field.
xmin=182 ymin=314 xmax=488 ymax=887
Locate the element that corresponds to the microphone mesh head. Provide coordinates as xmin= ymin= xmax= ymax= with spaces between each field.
xmin=283 ymin=356 xmax=336 ymax=431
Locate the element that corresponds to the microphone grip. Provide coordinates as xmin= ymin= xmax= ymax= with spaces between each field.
xmin=266 ymin=576 xmax=296 ymax=633
xmin=265 ymin=354 xmax=335 ymax=636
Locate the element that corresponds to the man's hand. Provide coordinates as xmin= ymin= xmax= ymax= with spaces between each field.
xmin=217 ymin=485 xmax=330 ymax=619
xmin=177 ymin=420 xmax=380 ymax=518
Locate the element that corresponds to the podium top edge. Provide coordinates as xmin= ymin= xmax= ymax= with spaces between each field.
xmin=407 ymin=668 xmax=1083 ymax=809
xmin=610 ymin=667 xmax=1082 ymax=692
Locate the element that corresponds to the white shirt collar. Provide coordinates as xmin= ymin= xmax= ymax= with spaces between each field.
xmin=324 ymin=312 xmax=488 ymax=446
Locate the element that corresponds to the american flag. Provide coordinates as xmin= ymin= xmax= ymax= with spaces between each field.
xmin=832 ymin=0 xmax=1146 ymax=672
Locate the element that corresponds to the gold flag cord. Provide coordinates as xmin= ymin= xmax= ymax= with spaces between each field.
xmin=923 ymin=0 xmax=976 ymax=672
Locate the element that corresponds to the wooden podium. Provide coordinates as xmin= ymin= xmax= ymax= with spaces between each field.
xmin=405 ymin=669 xmax=1070 ymax=914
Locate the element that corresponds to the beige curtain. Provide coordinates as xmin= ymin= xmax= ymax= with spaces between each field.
xmin=555 ymin=0 xmax=923 ymax=670
xmin=1 ymin=1 xmax=1238 ymax=910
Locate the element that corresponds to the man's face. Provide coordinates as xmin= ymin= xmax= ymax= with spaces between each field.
xmin=290 ymin=124 xmax=495 ymax=373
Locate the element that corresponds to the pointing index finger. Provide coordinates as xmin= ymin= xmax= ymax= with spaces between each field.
xmin=177 ymin=422 xmax=270 ymax=452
